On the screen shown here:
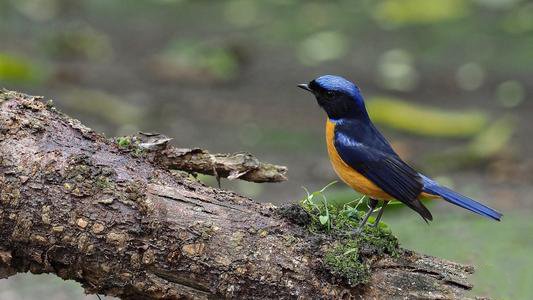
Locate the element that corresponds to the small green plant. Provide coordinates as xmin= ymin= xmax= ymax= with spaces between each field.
xmin=300 ymin=181 xmax=367 ymax=232
xmin=298 ymin=182 xmax=400 ymax=286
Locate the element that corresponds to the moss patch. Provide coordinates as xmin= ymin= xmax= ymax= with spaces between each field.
xmin=323 ymin=239 xmax=369 ymax=285
xmin=316 ymin=210 xmax=399 ymax=286
xmin=358 ymin=225 xmax=399 ymax=257
xmin=115 ymin=136 xmax=145 ymax=157
xmin=289 ymin=184 xmax=400 ymax=286
xmin=277 ymin=204 xmax=311 ymax=226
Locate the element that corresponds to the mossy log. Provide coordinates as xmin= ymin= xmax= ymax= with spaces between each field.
xmin=0 ymin=90 xmax=476 ymax=299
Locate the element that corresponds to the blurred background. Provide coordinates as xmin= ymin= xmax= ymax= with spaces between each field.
xmin=1 ymin=0 xmax=532 ymax=299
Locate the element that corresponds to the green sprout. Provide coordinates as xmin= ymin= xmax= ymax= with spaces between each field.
xmin=300 ymin=181 xmax=368 ymax=232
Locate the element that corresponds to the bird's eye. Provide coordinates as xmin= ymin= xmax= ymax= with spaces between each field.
xmin=325 ymin=91 xmax=335 ymax=98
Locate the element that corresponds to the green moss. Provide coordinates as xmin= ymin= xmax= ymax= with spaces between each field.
xmin=63 ymin=155 xmax=120 ymax=197
xmin=115 ymin=136 xmax=146 ymax=157
xmin=95 ymin=176 xmax=114 ymax=190
xmin=297 ymin=184 xmax=400 ymax=286
xmin=132 ymin=147 xmax=145 ymax=157
xmin=324 ymin=240 xmax=370 ymax=285
xmin=116 ymin=136 xmax=132 ymax=148
xmin=359 ymin=225 xmax=399 ymax=257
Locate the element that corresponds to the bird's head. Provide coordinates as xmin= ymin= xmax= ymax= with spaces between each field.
xmin=298 ymin=75 xmax=368 ymax=121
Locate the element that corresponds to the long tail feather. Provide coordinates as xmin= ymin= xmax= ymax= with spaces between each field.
xmin=421 ymin=175 xmax=502 ymax=221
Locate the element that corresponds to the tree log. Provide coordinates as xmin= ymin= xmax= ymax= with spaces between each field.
xmin=0 ymin=90 xmax=476 ymax=299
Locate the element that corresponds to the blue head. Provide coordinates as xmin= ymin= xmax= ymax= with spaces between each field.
xmin=298 ymin=75 xmax=368 ymax=121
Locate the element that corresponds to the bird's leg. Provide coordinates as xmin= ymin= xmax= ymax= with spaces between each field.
xmin=357 ymin=198 xmax=379 ymax=231
xmin=372 ymin=201 xmax=389 ymax=227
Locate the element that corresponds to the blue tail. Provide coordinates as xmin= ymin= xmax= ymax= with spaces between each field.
xmin=421 ymin=175 xmax=502 ymax=221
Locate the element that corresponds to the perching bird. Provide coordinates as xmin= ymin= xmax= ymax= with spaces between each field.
xmin=298 ymin=75 xmax=502 ymax=228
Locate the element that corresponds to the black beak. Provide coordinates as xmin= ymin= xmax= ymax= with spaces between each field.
xmin=297 ymin=83 xmax=312 ymax=92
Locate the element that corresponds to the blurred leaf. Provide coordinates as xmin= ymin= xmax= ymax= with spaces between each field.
xmin=424 ymin=116 xmax=515 ymax=171
xmin=374 ymin=0 xmax=469 ymax=26
xmin=468 ymin=116 xmax=514 ymax=157
xmin=367 ymin=96 xmax=488 ymax=138
xmin=0 ymin=52 xmax=45 ymax=84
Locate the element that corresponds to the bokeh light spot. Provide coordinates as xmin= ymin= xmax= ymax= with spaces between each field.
xmin=297 ymin=31 xmax=348 ymax=66
xmin=377 ymin=49 xmax=418 ymax=91
xmin=456 ymin=62 xmax=485 ymax=91
xmin=496 ymin=80 xmax=525 ymax=108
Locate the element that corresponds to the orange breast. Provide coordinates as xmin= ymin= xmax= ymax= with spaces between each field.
xmin=326 ymin=119 xmax=393 ymax=200
xmin=325 ymin=120 xmax=438 ymax=201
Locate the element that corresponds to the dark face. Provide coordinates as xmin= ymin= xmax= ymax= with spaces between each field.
xmin=298 ymin=79 xmax=362 ymax=120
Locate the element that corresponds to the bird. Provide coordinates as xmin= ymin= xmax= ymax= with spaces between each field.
xmin=298 ymin=75 xmax=502 ymax=228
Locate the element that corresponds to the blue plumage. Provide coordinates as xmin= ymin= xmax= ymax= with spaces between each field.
xmin=299 ymin=74 xmax=503 ymax=223
xmin=421 ymin=175 xmax=502 ymax=221
xmin=333 ymin=119 xmax=432 ymax=221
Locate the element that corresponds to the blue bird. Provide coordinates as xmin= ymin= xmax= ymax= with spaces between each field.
xmin=298 ymin=75 xmax=502 ymax=228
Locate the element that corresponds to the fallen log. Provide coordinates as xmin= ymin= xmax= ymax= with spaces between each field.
xmin=0 ymin=90 xmax=476 ymax=299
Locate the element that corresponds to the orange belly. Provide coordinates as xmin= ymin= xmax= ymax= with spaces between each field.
xmin=325 ymin=119 xmax=437 ymax=201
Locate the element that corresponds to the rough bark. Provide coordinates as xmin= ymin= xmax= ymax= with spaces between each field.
xmin=133 ymin=132 xmax=287 ymax=183
xmin=0 ymin=90 xmax=476 ymax=299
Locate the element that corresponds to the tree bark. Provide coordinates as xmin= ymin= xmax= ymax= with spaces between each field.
xmin=0 ymin=90 xmax=476 ymax=299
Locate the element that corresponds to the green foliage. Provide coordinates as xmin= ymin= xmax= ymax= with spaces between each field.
xmin=373 ymin=0 xmax=469 ymax=26
xmin=116 ymin=136 xmax=132 ymax=148
xmin=300 ymin=181 xmax=360 ymax=232
xmin=424 ymin=116 xmax=515 ymax=171
xmin=0 ymin=53 xmax=45 ymax=84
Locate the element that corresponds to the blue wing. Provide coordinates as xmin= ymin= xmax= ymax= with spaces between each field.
xmin=334 ymin=119 xmax=432 ymax=221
